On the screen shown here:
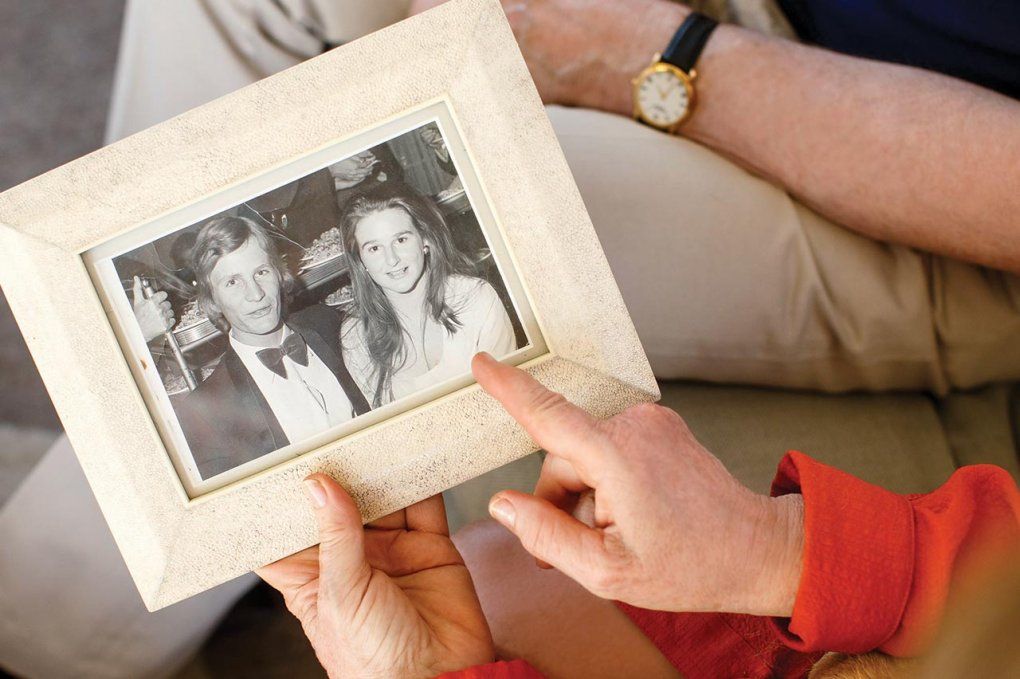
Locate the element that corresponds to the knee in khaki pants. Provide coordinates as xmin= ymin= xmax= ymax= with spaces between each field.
xmin=547 ymin=105 xmax=1020 ymax=393
xmin=933 ymin=259 xmax=1020 ymax=388
xmin=0 ymin=437 xmax=256 ymax=679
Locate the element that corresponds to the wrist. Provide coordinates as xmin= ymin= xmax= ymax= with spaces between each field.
xmin=679 ymin=22 xmax=768 ymax=145
xmin=760 ymin=494 xmax=805 ymax=617
xmin=563 ymin=1 xmax=689 ymax=115
xmin=734 ymin=492 xmax=804 ymax=617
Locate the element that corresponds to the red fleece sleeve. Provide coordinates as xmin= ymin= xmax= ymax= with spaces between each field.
xmin=769 ymin=451 xmax=1020 ymax=655
xmin=612 ymin=604 xmax=820 ymax=678
xmin=437 ymin=659 xmax=545 ymax=678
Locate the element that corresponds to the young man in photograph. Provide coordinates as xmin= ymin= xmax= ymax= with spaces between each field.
xmin=174 ymin=215 xmax=371 ymax=479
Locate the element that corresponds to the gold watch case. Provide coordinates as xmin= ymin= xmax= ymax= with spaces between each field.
xmin=631 ymin=56 xmax=697 ymax=133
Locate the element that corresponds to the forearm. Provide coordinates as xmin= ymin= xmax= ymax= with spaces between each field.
xmin=689 ymin=26 xmax=1020 ymax=273
xmin=560 ymin=3 xmax=1020 ymax=273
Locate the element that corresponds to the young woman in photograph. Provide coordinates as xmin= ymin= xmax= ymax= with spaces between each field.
xmin=339 ymin=183 xmax=517 ymax=408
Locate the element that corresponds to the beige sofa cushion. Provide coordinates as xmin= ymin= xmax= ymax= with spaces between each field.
xmin=657 ymin=381 xmax=958 ymax=494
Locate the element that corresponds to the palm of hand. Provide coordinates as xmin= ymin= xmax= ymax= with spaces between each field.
xmin=260 ymin=496 xmax=493 ymax=679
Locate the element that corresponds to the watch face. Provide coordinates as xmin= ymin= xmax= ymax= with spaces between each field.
xmin=636 ymin=69 xmax=690 ymax=128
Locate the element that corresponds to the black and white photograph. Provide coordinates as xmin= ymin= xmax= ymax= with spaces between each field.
xmin=92 ymin=114 xmax=535 ymax=490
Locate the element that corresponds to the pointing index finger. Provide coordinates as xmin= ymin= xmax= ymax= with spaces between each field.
xmin=472 ymin=353 xmax=608 ymax=467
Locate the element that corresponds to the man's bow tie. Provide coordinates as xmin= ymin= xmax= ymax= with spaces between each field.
xmin=256 ymin=333 xmax=309 ymax=378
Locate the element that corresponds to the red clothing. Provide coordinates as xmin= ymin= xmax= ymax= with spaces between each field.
xmin=440 ymin=452 xmax=1020 ymax=679
xmin=769 ymin=452 xmax=1019 ymax=656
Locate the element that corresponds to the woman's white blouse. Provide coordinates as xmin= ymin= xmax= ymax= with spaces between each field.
xmin=341 ymin=275 xmax=517 ymax=405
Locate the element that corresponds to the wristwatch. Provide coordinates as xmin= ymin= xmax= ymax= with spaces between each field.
xmin=632 ymin=12 xmax=718 ymax=132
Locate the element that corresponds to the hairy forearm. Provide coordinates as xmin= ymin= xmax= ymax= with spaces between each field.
xmin=559 ymin=2 xmax=1020 ymax=273
xmin=690 ymin=26 xmax=1020 ymax=273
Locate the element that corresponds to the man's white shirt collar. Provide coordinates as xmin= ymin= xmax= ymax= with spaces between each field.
xmin=229 ymin=324 xmax=355 ymax=445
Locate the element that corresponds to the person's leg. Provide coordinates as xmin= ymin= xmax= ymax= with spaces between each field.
xmin=0 ymin=436 xmax=257 ymax=679
xmin=453 ymin=520 xmax=681 ymax=679
xmin=932 ymin=258 xmax=1020 ymax=389
xmin=444 ymin=453 xmax=545 ymax=533
xmin=547 ymin=104 xmax=1020 ymax=394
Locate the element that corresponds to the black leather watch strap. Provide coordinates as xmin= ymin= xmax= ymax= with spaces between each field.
xmin=661 ymin=12 xmax=718 ymax=73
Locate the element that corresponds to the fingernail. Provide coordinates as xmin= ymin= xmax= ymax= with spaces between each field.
xmin=489 ymin=496 xmax=515 ymax=528
xmin=304 ymin=479 xmax=327 ymax=508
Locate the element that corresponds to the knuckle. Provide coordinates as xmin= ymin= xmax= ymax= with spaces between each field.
xmin=621 ymin=402 xmax=686 ymax=430
xmin=522 ymin=515 xmax=556 ymax=555
xmin=284 ymin=585 xmax=317 ymax=623
xmin=533 ymin=387 xmax=567 ymax=411
xmin=587 ymin=560 xmax=626 ymax=597
xmin=527 ymin=388 xmax=568 ymax=420
xmin=586 ymin=534 xmax=636 ymax=597
xmin=318 ymin=531 xmax=351 ymax=558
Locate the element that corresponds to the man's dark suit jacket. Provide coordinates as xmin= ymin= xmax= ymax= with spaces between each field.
xmin=173 ymin=304 xmax=371 ymax=479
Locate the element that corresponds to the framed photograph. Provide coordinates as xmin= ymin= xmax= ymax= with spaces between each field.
xmin=87 ymin=108 xmax=544 ymax=498
xmin=0 ymin=0 xmax=657 ymax=610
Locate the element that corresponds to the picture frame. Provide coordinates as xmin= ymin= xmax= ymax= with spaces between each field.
xmin=0 ymin=0 xmax=657 ymax=611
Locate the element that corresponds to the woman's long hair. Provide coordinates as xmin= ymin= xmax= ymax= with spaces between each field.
xmin=339 ymin=182 xmax=476 ymax=407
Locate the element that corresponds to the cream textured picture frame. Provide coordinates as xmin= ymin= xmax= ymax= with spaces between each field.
xmin=0 ymin=0 xmax=657 ymax=611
